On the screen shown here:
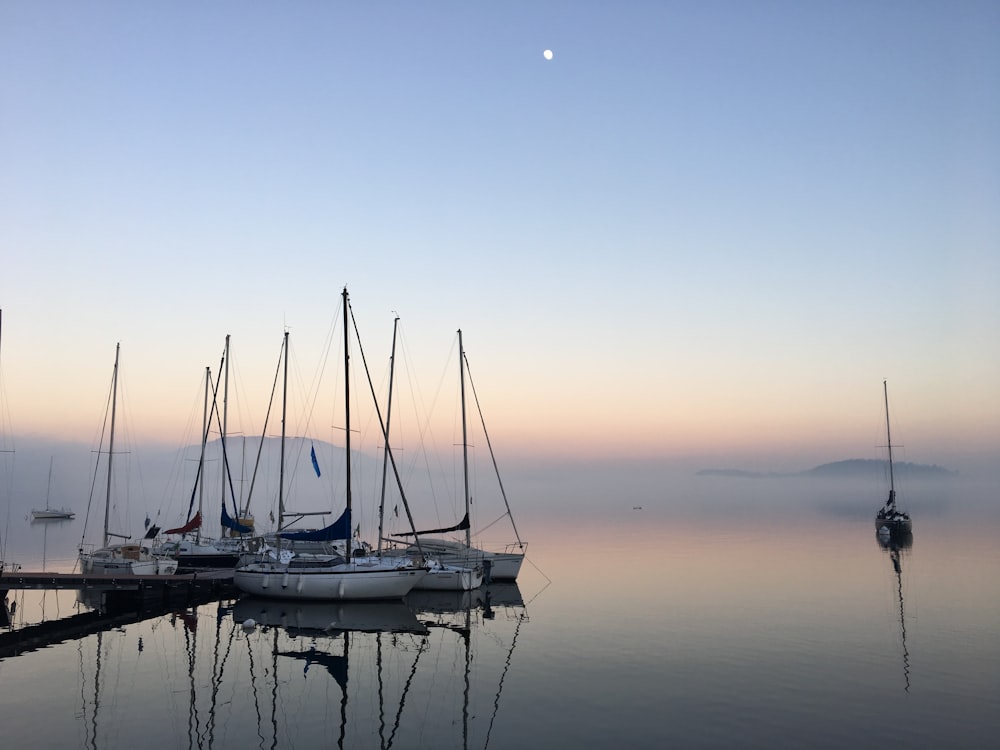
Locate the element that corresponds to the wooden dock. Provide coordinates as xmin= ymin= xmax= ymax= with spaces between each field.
xmin=2 ymin=568 xmax=236 ymax=611
xmin=2 ymin=568 xmax=234 ymax=592
xmin=0 ymin=572 xmax=238 ymax=659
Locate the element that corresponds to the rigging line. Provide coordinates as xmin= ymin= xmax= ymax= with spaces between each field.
xmin=115 ymin=368 xmax=150 ymax=532
xmin=348 ymin=299 xmax=425 ymax=554
xmin=78 ymin=357 xmax=118 ymax=560
xmin=290 ymin=310 xmax=337 ymax=450
xmin=396 ymin=328 xmax=454 ymax=520
xmin=206 ymin=363 xmax=249 ymax=524
xmin=462 ymin=354 xmax=524 ymax=549
xmin=525 ymin=559 xmax=553 ymax=589
xmin=242 ymin=336 xmax=284 ymax=518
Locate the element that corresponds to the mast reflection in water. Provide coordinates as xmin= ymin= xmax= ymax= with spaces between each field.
xmin=877 ymin=528 xmax=913 ymax=692
xmin=232 ymin=584 xmax=526 ymax=749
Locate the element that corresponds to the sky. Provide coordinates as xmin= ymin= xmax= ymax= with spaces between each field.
xmin=1 ymin=1 xmax=998 ymax=479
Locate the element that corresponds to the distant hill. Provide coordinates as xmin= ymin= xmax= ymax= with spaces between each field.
xmin=698 ymin=459 xmax=957 ymax=479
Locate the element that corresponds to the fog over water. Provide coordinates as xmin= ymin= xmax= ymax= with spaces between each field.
xmin=3 ymin=430 xmax=995 ymax=562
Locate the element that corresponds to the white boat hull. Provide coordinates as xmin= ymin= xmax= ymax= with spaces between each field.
xmin=414 ymin=563 xmax=484 ymax=591
xmin=234 ymin=559 xmax=427 ymax=600
xmin=79 ymin=544 xmax=178 ymax=576
xmin=31 ymin=509 xmax=75 ymax=520
xmin=411 ymin=541 xmax=524 ymax=581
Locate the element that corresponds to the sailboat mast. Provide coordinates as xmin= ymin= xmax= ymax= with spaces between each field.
xmin=221 ymin=334 xmax=230 ymax=522
xmin=883 ymin=379 xmax=896 ymax=505
xmin=45 ymin=456 xmax=54 ymax=511
xmin=343 ymin=287 xmax=352 ymax=559
xmin=278 ymin=331 xmax=289 ymax=548
xmin=103 ymin=343 xmax=120 ymax=548
xmin=377 ymin=315 xmax=399 ymax=554
xmin=197 ymin=366 xmax=209 ymax=545
xmin=458 ymin=329 xmax=471 ymax=550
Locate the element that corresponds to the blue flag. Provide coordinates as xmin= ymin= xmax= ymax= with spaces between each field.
xmin=310 ymin=443 xmax=321 ymax=477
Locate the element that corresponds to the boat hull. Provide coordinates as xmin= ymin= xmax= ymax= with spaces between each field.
xmin=174 ymin=553 xmax=242 ymax=572
xmin=406 ymin=540 xmax=525 ymax=581
xmin=79 ymin=544 xmax=178 ymax=576
xmin=482 ymin=553 xmax=524 ymax=581
xmin=414 ymin=564 xmax=484 ymax=591
xmin=31 ymin=510 xmax=75 ymax=520
xmin=233 ymin=560 xmax=427 ymax=600
xmin=875 ymin=517 xmax=912 ymax=534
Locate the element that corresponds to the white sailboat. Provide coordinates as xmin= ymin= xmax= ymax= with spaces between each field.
xmin=31 ymin=457 xmax=75 ymax=520
xmin=158 ymin=337 xmax=252 ymax=570
xmin=392 ymin=330 xmax=525 ymax=582
xmin=78 ymin=344 xmax=178 ymax=576
xmin=377 ymin=316 xmax=483 ymax=591
xmin=234 ymin=289 xmax=427 ymax=600
xmin=875 ymin=379 xmax=912 ymax=536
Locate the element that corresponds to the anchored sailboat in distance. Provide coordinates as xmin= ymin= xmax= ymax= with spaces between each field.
xmin=233 ymin=288 xmax=427 ymax=600
xmin=31 ymin=457 xmax=75 ymax=520
xmin=875 ymin=379 xmax=912 ymax=537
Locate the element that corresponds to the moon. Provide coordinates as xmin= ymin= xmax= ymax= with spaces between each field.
xmin=543 ymin=49 xmax=553 ymax=60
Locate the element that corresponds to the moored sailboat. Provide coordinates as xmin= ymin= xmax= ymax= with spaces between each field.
xmin=875 ymin=380 xmax=912 ymax=537
xmin=392 ymin=330 xmax=525 ymax=582
xmin=31 ymin=458 xmax=75 ymax=520
xmin=376 ymin=316 xmax=483 ymax=591
xmin=233 ymin=289 xmax=427 ymax=600
xmin=77 ymin=344 xmax=178 ymax=576
xmin=157 ymin=338 xmax=253 ymax=571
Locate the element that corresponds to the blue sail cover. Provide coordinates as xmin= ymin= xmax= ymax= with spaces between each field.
xmin=221 ymin=504 xmax=254 ymax=534
xmin=279 ymin=508 xmax=352 ymax=542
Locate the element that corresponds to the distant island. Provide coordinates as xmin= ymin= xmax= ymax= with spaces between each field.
xmin=697 ymin=459 xmax=957 ymax=479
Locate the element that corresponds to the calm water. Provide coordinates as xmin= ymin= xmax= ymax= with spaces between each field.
xmin=2 ymin=472 xmax=999 ymax=749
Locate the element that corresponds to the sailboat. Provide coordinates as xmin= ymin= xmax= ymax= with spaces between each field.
xmin=392 ymin=330 xmax=525 ymax=581
xmin=875 ymin=380 xmax=912 ymax=536
xmin=158 ymin=337 xmax=253 ymax=570
xmin=233 ymin=288 xmax=427 ymax=600
xmin=376 ymin=317 xmax=483 ymax=591
xmin=77 ymin=344 xmax=178 ymax=576
xmin=31 ymin=458 xmax=75 ymax=520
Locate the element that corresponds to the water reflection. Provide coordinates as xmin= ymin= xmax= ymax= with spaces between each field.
xmin=876 ymin=528 xmax=913 ymax=691
xmin=231 ymin=584 xmax=526 ymax=749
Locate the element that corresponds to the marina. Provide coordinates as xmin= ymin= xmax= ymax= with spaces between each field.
xmin=3 ymin=472 xmax=999 ymax=748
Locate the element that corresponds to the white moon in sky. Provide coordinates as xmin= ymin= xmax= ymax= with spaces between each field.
xmin=543 ymin=49 xmax=553 ymax=60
